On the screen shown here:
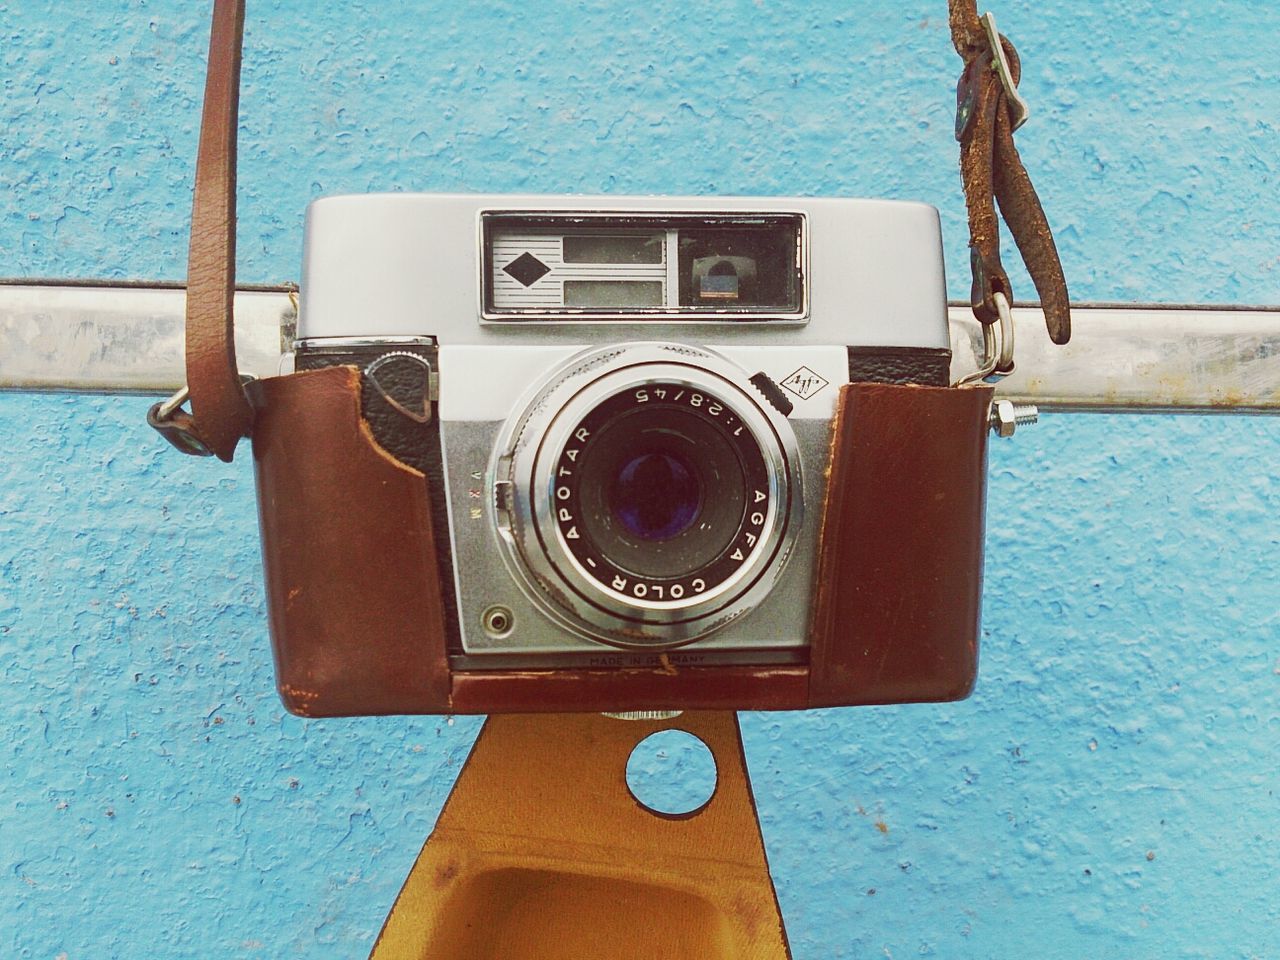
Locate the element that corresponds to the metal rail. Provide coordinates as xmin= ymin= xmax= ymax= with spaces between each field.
xmin=949 ymin=303 xmax=1280 ymax=414
xmin=1 ymin=282 xmax=1276 ymax=413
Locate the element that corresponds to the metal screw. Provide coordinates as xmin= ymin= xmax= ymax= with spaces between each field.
xmin=989 ymin=400 xmax=1039 ymax=438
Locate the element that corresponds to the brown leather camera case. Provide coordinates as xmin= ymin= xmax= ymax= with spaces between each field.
xmin=248 ymin=367 xmax=994 ymax=717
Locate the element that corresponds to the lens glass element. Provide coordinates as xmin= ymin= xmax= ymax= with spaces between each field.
xmin=610 ymin=451 xmax=701 ymax=541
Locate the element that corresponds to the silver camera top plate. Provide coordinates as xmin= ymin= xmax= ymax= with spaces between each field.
xmin=298 ymin=193 xmax=949 ymax=350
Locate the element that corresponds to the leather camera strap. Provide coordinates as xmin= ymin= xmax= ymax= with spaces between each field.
xmin=160 ymin=0 xmax=1070 ymax=459
xmin=949 ymin=0 xmax=1072 ymax=344
xmin=172 ymin=0 xmax=252 ymax=462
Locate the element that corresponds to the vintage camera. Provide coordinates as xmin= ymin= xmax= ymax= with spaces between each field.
xmin=261 ymin=194 xmax=992 ymax=716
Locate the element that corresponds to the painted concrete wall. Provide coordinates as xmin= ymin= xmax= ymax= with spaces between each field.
xmin=2 ymin=1 xmax=1277 ymax=957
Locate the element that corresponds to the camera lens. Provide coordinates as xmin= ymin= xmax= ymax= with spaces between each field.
xmin=495 ymin=343 xmax=801 ymax=648
xmin=555 ymin=382 xmax=765 ymax=590
xmin=610 ymin=451 xmax=700 ymax=541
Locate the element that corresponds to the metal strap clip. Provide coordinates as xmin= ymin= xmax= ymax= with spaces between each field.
xmin=955 ymin=291 xmax=1016 ymax=385
xmin=146 ymin=374 xmax=257 ymax=457
xmin=146 ymin=385 xmax=214 ymax=457
xmin=981 ymin=12 xmax=1029 ymax=132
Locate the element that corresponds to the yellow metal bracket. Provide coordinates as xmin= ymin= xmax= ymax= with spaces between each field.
xmin=371 ymin=711 xmax=791 ymax=959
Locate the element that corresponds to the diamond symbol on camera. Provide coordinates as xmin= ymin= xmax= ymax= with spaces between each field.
xmin=503 ymin=252 xmax=551 ymax=287
xmin=779 ymin=366 xmax=829 ymax=401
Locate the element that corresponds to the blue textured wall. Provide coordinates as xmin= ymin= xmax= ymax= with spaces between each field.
xmin=2 ymin=2 xmax=1277 ymax=957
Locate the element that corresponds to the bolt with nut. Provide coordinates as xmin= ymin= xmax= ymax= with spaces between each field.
xmin=989 ymin=399 xmax=1039 ymax=438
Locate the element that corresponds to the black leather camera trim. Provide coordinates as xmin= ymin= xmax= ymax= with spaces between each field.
xmin=295 ymin=343 xmax=461 ymax=652
xmin=847 ymin=346 xmax=952 ymax=387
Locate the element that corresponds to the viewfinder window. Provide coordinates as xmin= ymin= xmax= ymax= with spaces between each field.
xmin=678 ymin=227 xmax=796 ymax=309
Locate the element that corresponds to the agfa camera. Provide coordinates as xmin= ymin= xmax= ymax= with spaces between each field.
xmin=260 ymin=193 xmax=992 ymax=716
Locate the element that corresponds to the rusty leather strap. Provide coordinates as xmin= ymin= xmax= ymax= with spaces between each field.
xmin=183 ymin=0 xmax=253 ymax=462
xmin=950 ymin=0 xmax=1071 ymax=345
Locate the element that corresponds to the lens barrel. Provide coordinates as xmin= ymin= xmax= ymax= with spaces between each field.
xmin=493 ymin=343 xmax=801 ymax=648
